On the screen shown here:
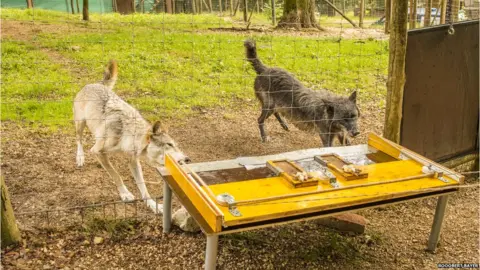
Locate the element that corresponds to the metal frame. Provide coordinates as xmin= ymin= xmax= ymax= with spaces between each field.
xmin=161 ymin=134 xmax=461 ymax=269
xmin=162 ymin=185 xmax=451 ymax=269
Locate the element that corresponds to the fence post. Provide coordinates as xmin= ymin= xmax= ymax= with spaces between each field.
xmin=1 ymin=177 xmax=21 ymax=248
xmin=383 ymin=0 xmax=408 ymax=143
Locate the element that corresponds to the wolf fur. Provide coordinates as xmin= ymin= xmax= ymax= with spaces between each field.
xmin=244 ymin=40 xmax=360 ymax=147
xmin=73 ymin=60 xmax=190 ymax=213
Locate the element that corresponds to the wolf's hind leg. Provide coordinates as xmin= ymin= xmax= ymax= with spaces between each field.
xmin=274 ymin=112 xmax=289 ymax=131
xmin=258 ymin=108 xmax=274 ymax=142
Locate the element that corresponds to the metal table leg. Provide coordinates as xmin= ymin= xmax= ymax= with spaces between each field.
xmin=205 ymin=234 xmax=219 ymax=270
xmin=163 ymin=182 xmax=172 ymax=233
xmin=427 ymin=195 xmax=449 ymax=252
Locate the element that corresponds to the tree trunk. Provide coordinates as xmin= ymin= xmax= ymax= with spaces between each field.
xmin=271 ymin=0 xmax=276 ymax=24
xmin=278 ymin=0 xmax=320 ymax=29
xmin=243 ymin=0 xmax=248 ymax=21
xmin=440 ymin=0 xmax=446 ymax=24
xmin=384 ymin=0 xmax=408 ymax=143
xmin=26 ymin=0 xmax=33 ymax=8
xmin=451 ymin=0 xmax=460 ymax=22
xmin=76 ymin=0 xmax=80 ymax=13
xmin=424 ymin=0 xmax=432 ymax=26
xmin=1 ymin=177 xmax=21 ymax=248
xmin=409 ymin=0 xmax=417 ymax=29
xmin=83 ymin=0 xmax=89 ymax=20
xmin=70 ymin=0 xmax=75 ymax=14
xmin=166 ymin=0 xmax=173 ymax=13
xmin=208 ymin=0 xmax=213 ymax=12
xmin=385 ymin=0 xmax=390 ymax=33
xmin=359 ymin=0 xmax=365 ymax=28
xmin=230 ymin=0 xmax=233 ymax=15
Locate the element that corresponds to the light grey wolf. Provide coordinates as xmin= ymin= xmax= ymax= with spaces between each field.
xmin=73 ymin=60 xmax=190 ymax=213
xmin=244 ymin=40 xmax=360 ymax=147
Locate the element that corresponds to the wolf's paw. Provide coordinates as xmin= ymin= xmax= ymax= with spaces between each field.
xmin=76 ymin=154 xmax=85 ymax=167
xmin=261 ymin=136 xmax=271 ymax=143
xmin=146 ymin=200 xmax=163 ymax=214
xmin=119 ymin=189 xmax=135 ymax=202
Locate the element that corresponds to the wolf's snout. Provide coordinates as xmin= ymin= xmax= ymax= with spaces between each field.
xmin=351 ymin=130 xmax=360 ymax=137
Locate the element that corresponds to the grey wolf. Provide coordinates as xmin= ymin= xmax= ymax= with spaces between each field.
xmin=244 ymin=40 xmax=360 ymax=147
xmin=73 ymin=60 xmax=190 ymax=213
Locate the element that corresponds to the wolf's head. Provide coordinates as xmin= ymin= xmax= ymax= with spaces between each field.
xmin=145 ymin=121 xmax=191 ymax=167
xmin=323 ymin=91 xmax=360 ymax=138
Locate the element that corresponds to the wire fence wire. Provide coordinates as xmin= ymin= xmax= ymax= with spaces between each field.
xmin=1 ymin=0 xmax=477 ymax=230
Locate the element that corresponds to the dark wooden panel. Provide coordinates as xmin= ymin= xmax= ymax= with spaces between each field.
xmin=401 ymin=20 xmax=479 ymax=161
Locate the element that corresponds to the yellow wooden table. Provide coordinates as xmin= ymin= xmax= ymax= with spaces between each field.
xmin=157 ymin=133 xmax=463 ymax=270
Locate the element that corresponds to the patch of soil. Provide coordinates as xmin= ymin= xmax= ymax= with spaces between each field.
xmin=1 ymin=104 xmax=479 ymax=269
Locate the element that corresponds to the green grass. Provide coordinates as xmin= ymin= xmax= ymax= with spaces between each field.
xmin=1 ymin=8 xmax=388 ymax=127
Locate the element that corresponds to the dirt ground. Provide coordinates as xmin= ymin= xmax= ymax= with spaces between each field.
xmin=1 ymin=17 xmax=479 ymax=270
xmin=1 ymin=106 xmax=479 ymax=269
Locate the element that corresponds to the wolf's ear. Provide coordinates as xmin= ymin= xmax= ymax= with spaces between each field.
xmin=322 ymin=100 xmax=335 ymax=119
xmin=348 ymin=91 xmax=357 ymax=103
xmin=152 ymin=121 xmax=168 ymax=134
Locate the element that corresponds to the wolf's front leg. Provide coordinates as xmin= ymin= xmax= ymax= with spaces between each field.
xmin=129 ymin=157 xmax=163 ymax=214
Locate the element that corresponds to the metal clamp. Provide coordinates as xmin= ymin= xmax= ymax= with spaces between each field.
xmin=422 ymin=165 xmax=449 ymax=183
xmin=216 ymin=193 xmax=242 ymax=217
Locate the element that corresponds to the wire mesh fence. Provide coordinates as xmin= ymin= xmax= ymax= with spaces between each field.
xmin=1 ymin=0 xmax=477 ymax=231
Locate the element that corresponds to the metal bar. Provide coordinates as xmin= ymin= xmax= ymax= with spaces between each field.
xmin=427 ymin=195 xmax=449 ymax=251
xmin=205 ymin=234 xmax=219 ymax=270
xmin=163 ymin=183 xmax=172 ymax=233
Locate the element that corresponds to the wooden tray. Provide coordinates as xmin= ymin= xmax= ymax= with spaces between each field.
xmin=266 ymin=159 xmax=319 ymax=188
xmin=314 ymin=154 xmax=368 ymax=181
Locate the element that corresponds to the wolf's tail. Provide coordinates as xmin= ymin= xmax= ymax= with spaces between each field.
xmin=103 ymin=60 xmax=118 ymax=89
xmin=244 ymin=40 xmax=267 ymax=74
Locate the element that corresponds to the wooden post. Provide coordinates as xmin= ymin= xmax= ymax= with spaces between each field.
xmin=359 ymin=0 xmax=365 ymax=28
xmin=1 ymin=177 xmax=21 ymax=248
xmin=243 ymin=0 xmax=248 ymax=21
xmin=26 ymin=0 xmax=33 ymax=8
xmin=83 ymin=0 xmax=89 ymax=20
xmin=424 ymin=0 xmax=432 ymax=26
xmin=383 ymin=0 xmax=408 ymax=143
xmin=440 ymin=0 xmax=446 ymax=24
xmin=385 ymin=0 xmax=391 ymax=33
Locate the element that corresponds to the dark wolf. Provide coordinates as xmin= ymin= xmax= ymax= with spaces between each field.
xmin=243 ymin=40 xmax=360 ymax=147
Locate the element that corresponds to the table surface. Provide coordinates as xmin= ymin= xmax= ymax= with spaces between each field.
xmin=160 ymin=135 xmax=463 ymax=232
